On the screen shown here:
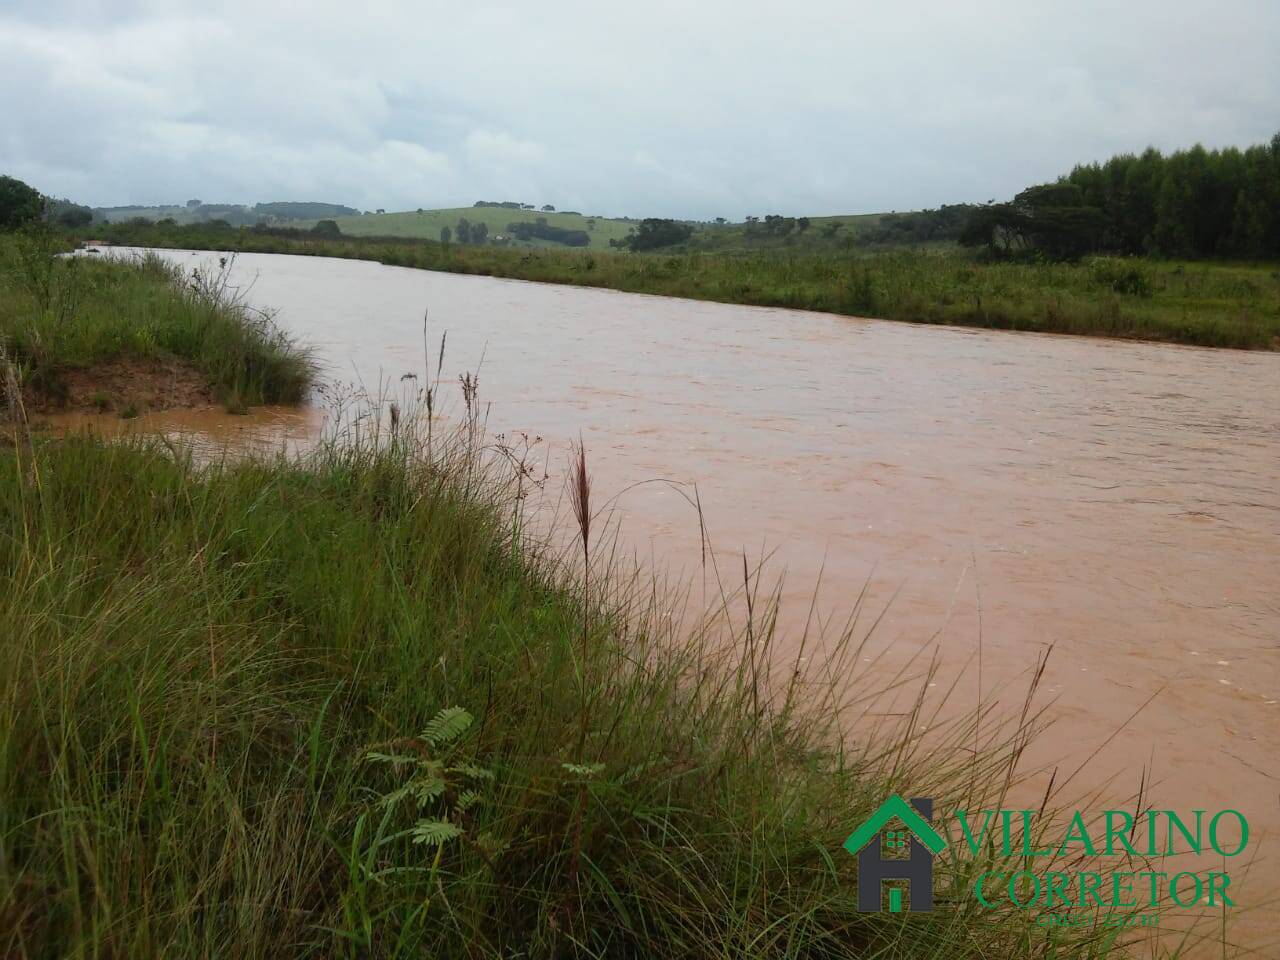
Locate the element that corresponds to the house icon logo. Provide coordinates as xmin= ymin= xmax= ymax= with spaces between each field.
xmin=843 ymin=795 xmax=946 ymax=913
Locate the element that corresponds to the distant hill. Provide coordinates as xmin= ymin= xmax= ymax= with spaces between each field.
xmin=289 ymin=207 xmax=639 ymax=250
xmin=88 ymin=199 xmax=965 ymax=255
xmin=286 ymin=206 xmax=973 ymax=254
xmin=95 ymin=203 xmax=253 ymax=225
xmin=93 ymin=200 xmax=359 ymax=227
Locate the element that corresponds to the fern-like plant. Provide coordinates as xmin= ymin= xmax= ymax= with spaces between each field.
xmin=364 ymin=706 xmax=494 ymax=849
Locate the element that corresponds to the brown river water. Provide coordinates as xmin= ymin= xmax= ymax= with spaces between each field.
xmin=62 ymin=248 xmax=1279 ymax=953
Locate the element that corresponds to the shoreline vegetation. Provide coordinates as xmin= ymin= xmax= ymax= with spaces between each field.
xmin=2 ymin=376 xmax=1150 ymax=957
xmin=0 ymin=229 xmax=314 ymax=417
xmin=81 ymin=221 xmax=1280 ymax=350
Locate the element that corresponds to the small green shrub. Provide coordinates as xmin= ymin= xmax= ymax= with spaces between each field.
xmin=1090 ymin=258 xmax=1154 ymax=297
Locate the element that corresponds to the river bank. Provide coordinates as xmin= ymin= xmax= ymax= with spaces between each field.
xmin=2 ymin=414 xmax=1122 ymax=956
xmin=0 ymin=231 xmax=314 ymax=416
xmin=79 ymin=222 xmax=1280 ymax=350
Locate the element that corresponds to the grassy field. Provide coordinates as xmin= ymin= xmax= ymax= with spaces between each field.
xmin=0 ymin=229 xmax=314 ymax=411
xmin=292 ymin=209 xmax=910 ymax=254
xmin=84 ymin=222 xmax=1280 ymax=349
xmin=292 ymin=206 xmax=639 ymax=250
xmin=97 ymin=204 xmax=905 ymax=253
xmin=0 ymin=377 xmax=1141 ymax=957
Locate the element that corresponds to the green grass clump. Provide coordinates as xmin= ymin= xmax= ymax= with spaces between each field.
xmin=0 ymin=228 xmax=315 ymax=407
xmin=0 ymin=414 xmax=1126 ymax=958
xmin=89 ymin=221 xmax=1280 ymax=349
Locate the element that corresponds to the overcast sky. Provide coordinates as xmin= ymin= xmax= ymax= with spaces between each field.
xmin=3 ymin=1 xmax=1277 ymax=219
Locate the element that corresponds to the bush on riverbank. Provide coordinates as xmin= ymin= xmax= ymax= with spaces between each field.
xmin=0 ymin=403 xmax=1129 ymax=957
xmin=0 ymin=229 xmax=314 ymax=412
xmin=81 ymin=221 xmax=1280 ymax=349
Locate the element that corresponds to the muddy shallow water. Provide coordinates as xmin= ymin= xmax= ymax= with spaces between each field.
xmin=67 ymin=247 xmax=1279 ymax=951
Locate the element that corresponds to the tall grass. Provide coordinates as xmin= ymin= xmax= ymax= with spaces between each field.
xmin=86 ymin=221 xmax=1280 ymax=349
xmin=0 ymin=228 xmax=315 ymax=407
xmin=0 ymin=384 xmax=1137 ymax=958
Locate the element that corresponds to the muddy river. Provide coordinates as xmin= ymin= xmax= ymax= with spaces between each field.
xmin=69 ymin=248 xmax=1278 ymax=952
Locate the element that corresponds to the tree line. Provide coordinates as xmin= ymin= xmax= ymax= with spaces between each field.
xmin=610 ymin=219 xmax=693 ymax=251
xmin=744 ymin=214 xmax=811 ymax=238
xmin=506 ymin=218 xmax=589 ymax=247
xmin=450 ymin=218 xmax=489 ymax=245
xmin=962 ymin=133 xmax=1280 ymax=260
xmin=856 ymin=206 xmax=974 ymax=246
xmin=0 ymin=176 xmax=95 ymax=229
xmin=472 ymin=201 xmax=560 ymax=212
xmin=445 ymin=216 xmax=590 ymax=247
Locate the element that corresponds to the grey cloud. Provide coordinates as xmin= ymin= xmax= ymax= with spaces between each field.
xmin=2 ymin=0 xmax=1277 ymax=217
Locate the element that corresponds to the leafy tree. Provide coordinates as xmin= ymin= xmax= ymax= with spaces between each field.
xmin=1151 ymin=174 xmax=1194 ymax=256
xmin=541 ymin=204 xmax=555 ymax=212
xmin=1011 ymin=183 xmax=1105 ymax=259
xmin=797 ymin=217 xmax=811 ymax=233
xmin=1227 ymin=187 xmax=1267 ymax=255
xmin=762 ymin=214 xmax=796 ymax=237
xmin=455 ymin=218 xmax=472 ymax=244
xmin=44 ymin=197 xmax=95 ymax=229
xmin=311 ymin=219 xmax=342 ymax=238
xmin=0 ymin=175 xmax=44 ymax=231
xmin=960 ymin=184 xmax=1104 ymax=260
xmin=958 ymin=204 xmax=1006 ymax=251
xmin=506 ymin=220 xmax=589 ymax=246
xmin=613 ymin=218 xmax=693 ymax=251
xmin=471 ymin=221 xmax=489 ymax=244
xmin=439 ymin=225 xmax=452 ymax=244
xmin=57 ymin=207 xmax=93 ymax=228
